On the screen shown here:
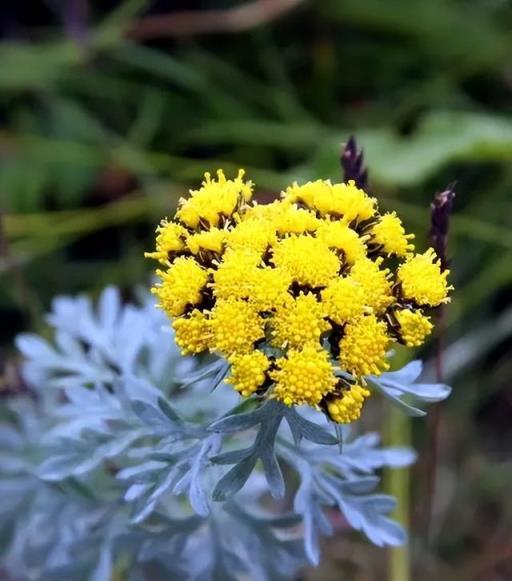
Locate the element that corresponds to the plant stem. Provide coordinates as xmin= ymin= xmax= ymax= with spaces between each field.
xmin=387 ymin=393 xmax=411 ymax=581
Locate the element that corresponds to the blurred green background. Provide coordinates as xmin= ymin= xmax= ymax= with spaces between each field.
xmin=1 ymin=1 xmax=511 ymax=580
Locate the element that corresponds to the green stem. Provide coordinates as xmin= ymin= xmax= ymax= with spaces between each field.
xmin=386 ymin=389 xmax=411 ymax=581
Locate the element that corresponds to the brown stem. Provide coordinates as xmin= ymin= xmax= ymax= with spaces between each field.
xmin=128 ymin=0 xmax=306 ymax=40
xmin=414 ymin=186 xmax=455 ymax=535
xmin=422 ymin=303 xmax=445 ymax=534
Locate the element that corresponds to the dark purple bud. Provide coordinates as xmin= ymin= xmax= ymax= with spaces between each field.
xmin=341 ymin=136 xmax=368 ymax=190
xmin=64 ymin=0 xmax=88 ymax=47
xmin=429 ymin=184 xmax=455 ymax=271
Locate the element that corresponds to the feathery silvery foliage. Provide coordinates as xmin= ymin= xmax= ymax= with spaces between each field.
xmin=0 ymin=287 xmax=450 ymax=580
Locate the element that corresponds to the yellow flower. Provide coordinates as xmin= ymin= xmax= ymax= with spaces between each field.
xmin=273 ymin=204 xmax=320 ymax=235
xmin=213 ymin=248 xmax=291 ymax=310
xmin=395 ymin=308 xmax=433 ymax=347
xmin=176 ymin=169 xmax=253 ymax=229
xmin=210 ymin=298 xmax=264 ymax=355
xmin=329 ymin=181 xmax=377 ymax=223
xmin=271 ymin=346 xmax=337 ymax=406
xmin=397 ymin=248 xmax=451 ymax=306
xmin=152 ymin=257 xmax=208 ymax=317
xmin=226 ymin=217 xmax=276 ymax=254
xmin=350 ymin=257 xmax=393 ymax=313
xmin=370 ymin=212 xmax=415 ymax=257
xmin=321 ymin=277 xmax=367 ymax=325
xmin=326 ymin=384 xmax=371 ymax=424
xmin=249 ymin=267 xmax=291 ymax=311
xmin=339 ymin=314 xmax=390 ymax=376
xmin=271 ymin=235 xmax=340 ymax=287
xmin=147 ymin=164 xmax=453 ymax=420
xmin=285 ymin=180 xmax=376 ymax=222
xmin=212 ymin=248 xmax=261 ymax=301
xmin=226 ymin=351 xmax=270 ymax=397
xmin=187 ymin=228 xmax=226 ymax=256
xmin=173 ymin=310 xmax=210 ymax=355
xmin=271 ymin=292 xmax=330 ymax=349
xmin=316 ymin=221 xmax=368 ymax=265
xmin=243 ymin=200 xmax=281 ymax=222
xmin=282 ymin=180 xmax=331 ymax=210
xmin=145 ymin=220 xmax=186 ymax=264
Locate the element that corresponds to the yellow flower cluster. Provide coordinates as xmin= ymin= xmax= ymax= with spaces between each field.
xmin=326 ymin=385 xmax=371 ymax=424
xmin=146 ymin=170 xmax=452 ymax=424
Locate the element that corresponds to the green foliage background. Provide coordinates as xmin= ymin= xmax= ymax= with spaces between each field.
xmin=1 ymin=1 xmax=511 ymax=579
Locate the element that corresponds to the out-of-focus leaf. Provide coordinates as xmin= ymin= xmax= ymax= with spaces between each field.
xmin=368 ymin=360 xmax=451 ymax=416
xmin=0 ymin=42 xmax=80 ymax=91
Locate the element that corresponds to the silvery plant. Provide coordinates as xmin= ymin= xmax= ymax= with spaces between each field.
xmin=0 ymin=287 xmax=450 ymax=580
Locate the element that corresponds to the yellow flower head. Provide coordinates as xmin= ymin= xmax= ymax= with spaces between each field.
xmin=284 ymin=180 xmax=376 ymax=223
xmin=243 ymin=200 xmax=281 ymax=222
xmin=283 ymin=179 xmax=331 ymax=209
xmin=176 ymin=169 xmax=253 ymax=229
xmin=326 ymin=384 xmax=371 ymax=424
xmin=173 ymin=309 xmax=210 ymax=355
xmin=350 ymin=257 xmax=394 ymax=314
xmin=212 ymin=247 xmax=261 ymax=302
xmin=152 ymin=257 xmax=208 ymax=317
xmin=329 ymin=181 xmax=377 ymax=223
xmin=249 ymin=267 xmax=291 ymax=311
xmin=145 ymin=219 xmax=186 ymax=264
xmin=226 ymin=351 xmax=270 ymax=397
xmin=209 ymin=298 xmax=264 ymax=356
xmin=321 ymin=277 xmax=367 ymax=325
xmin=187 ymin=228 xmax=226 ymax=256
xmin=271 ymin=346 xmax=337 ymax=407
xmin=147 ymin=163 xmax=453 ymax=424
xmin=339 ymin=314 xmax=390 ymax=376
xmin=370 ymin=211 xmax=415 ymax=257
xmin=397 ymin=248 xmax=451 ymax=306
xmin=226 ymin=217 xmax=276 ymax=253
xmin=213 ymin=248 xmax=291 ymax=310
xmin=316 ymin=221 xmax=368 ymax=265
xmin=271 ymin=235 xmax=340 ymax=287
xmin=395 ymin=308 xmax=433 ymax=347
xmin=273 ymin=204 xmax=320 ymax=235
xmin=271 ymin=292 xmax=330 ymax=349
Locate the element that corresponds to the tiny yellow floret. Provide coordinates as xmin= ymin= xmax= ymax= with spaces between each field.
xmin=152 ymin=257 xmax=208 ymax=317
xmin=271 ymin=346 xmax=337 ymax=406
xmin=284 ymin=180 xmax=376 ymax=223
xmin=173 ymin=310 xmax=210 ymax=355
xmin=209 ymin=298 xmax=264 ymax=356
xmin=370 ymin=211 xmax=415 ymax=257
xmin=187 ymin=228 xmax=226 ymax=255
xmin=329 ymin=181 xmax=377 ymax=223
xmin=282 ymin=179 xmax=331 ymax=210
xmin=226 ymin=351 xmax=270 ymax=397
xmin=350 ymin=257 xmax=394 ymax=313
xmin=271 ymin=236 xmax=340 ymax=287
xmin=397 ymin=248 xmax=451 ymax=306
xmin=339 ymin=314 xmax=390 ymax=376
xmin=321 ymin=277 xmax=367 ymax=325
xmin=271 ymin=292 xmax=330 ymax=349
xmin=273 ymin=204 xmax=320 ymax=235
xmin=145 ymin=219 xmax=186 ymax=264
xmin=395 ymin=308 xmax=433 ymax=347
xmin=212 ymin=247 xmax=261 ymax=301
xmin=326 ymin=385 xmax=371 ymax=423
xmin=176 ymin=169 xmax=253 ymax=229
xmin=226 ymin=217 xmax=276 ymax=253
xmin=249 ymin=267 xmax=292 ymax=311
xmin=316 ymin=221 xmax=368 ymax=265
